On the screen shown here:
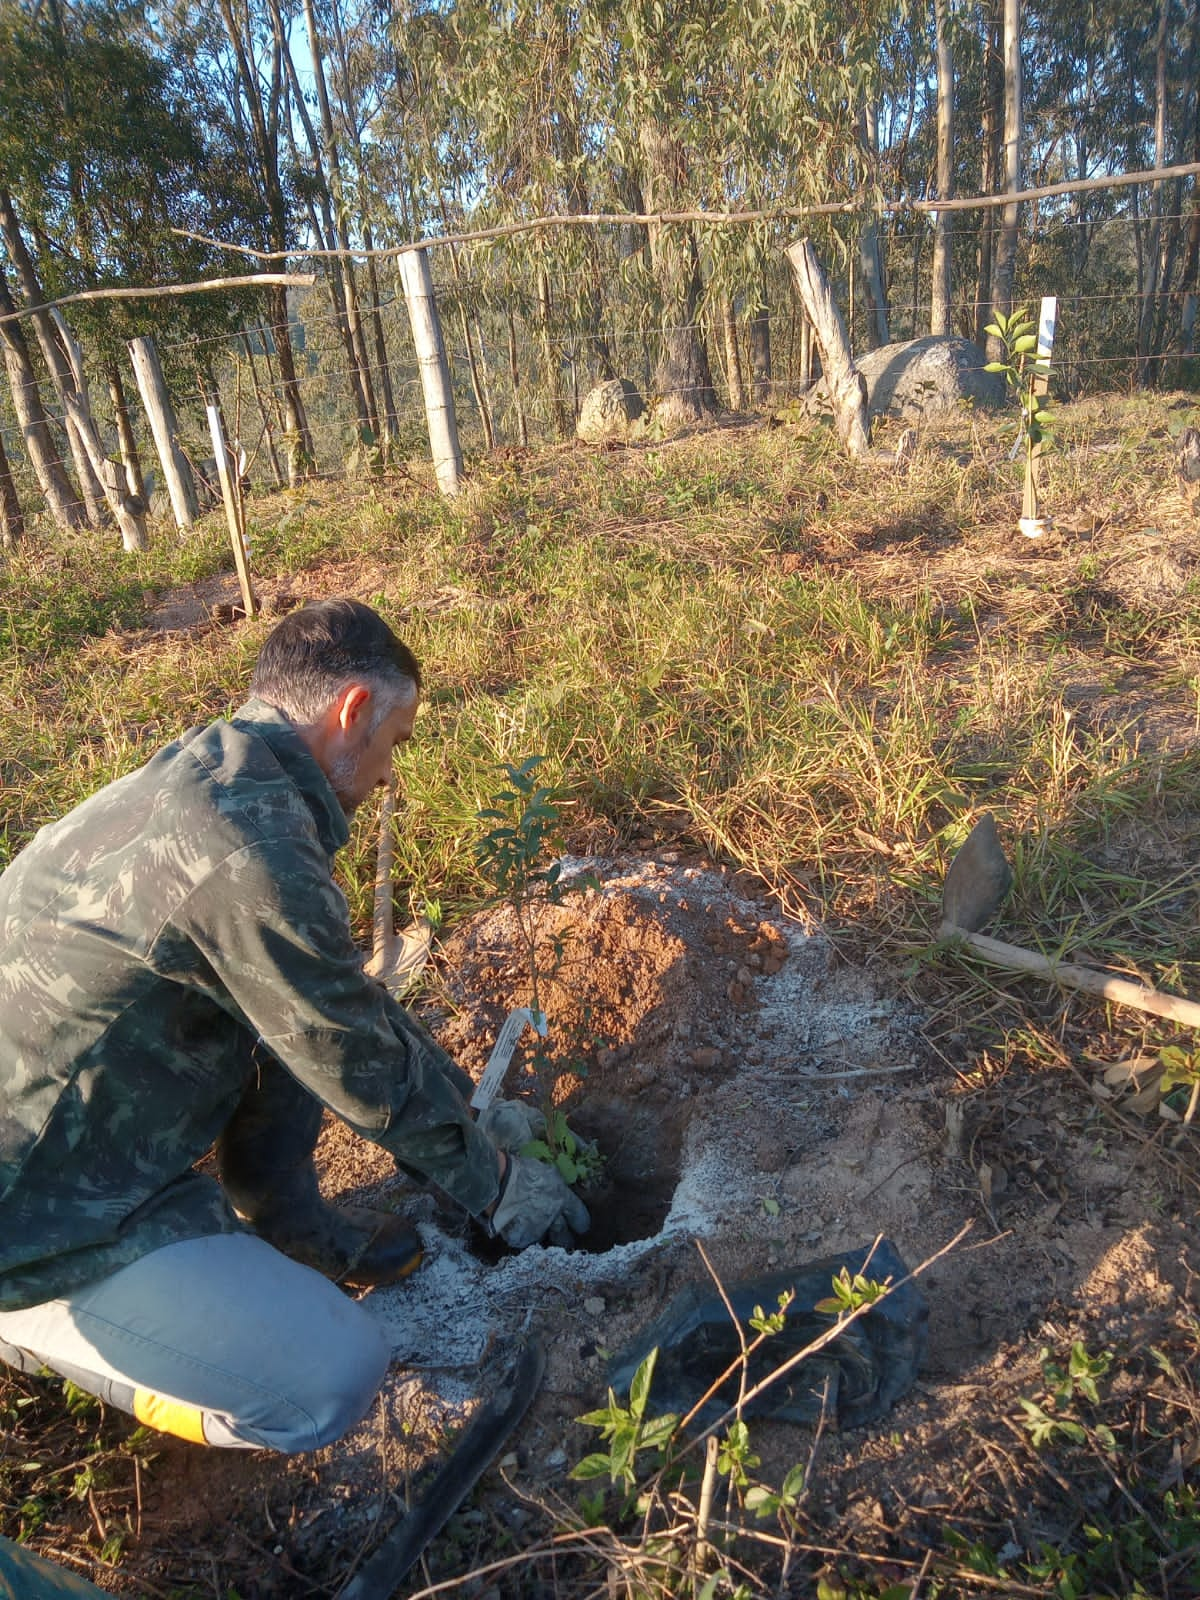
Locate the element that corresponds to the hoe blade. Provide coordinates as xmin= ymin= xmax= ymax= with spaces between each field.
xmin=941 ymin=814 xmax=1013 ymax=936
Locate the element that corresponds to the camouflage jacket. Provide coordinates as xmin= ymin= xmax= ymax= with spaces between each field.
xmin=0 ymin=699 xmax=500 ymax=1311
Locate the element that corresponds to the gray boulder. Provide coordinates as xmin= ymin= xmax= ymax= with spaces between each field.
xmin=577 ymin=377 xmax=646 ymax=443
xmin=853 ymin=335 xmax=1004 ymax=421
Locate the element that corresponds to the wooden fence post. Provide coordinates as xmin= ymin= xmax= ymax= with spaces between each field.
xmin=397 ymin=246 xmax=463 ymax=496
xmin=204 ymin=395 xmax=256 ymax=619
xmin=784 ymin=239 xmax=871 ymax=460
xmin=129 ymin=335 xmax=199 ymax=530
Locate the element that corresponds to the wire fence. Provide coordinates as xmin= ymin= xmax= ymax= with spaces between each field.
xmin=1 ymin=196 xmax=1198 ymax=526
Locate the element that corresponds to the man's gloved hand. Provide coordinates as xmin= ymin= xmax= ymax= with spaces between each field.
xmin=490 ymin=1154 xmax=591 ymax=1249
xmin=477 ymin=1098 xmax=547 ymax=1153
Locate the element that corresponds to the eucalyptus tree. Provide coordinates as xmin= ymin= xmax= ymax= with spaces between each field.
xmin=189 ymin=0 xmax=317 ymax=475
xmin=988 ymin=0 xmax=1021 ymax=349
xmin=0 ymin=0 xmax=263 ymax=532
xmin=0 ymin=263 xmax=84 ymax=533
xmin=930 ymin=0 xmax=956 ymax=334
xmin=0 ymin=0 xmax=223 ymax=542
xmin=392 ymin=0 xmax=620 ymax=438
xmin=320 ymin=0 xmax=404 ymax=441
xmin=0 ymin=418 xmax=22 ymax=550
xmin=1016 ymin=0 xmax=1182 ymax=385
xmin=263 ymin=0 xmax=378 ymax=439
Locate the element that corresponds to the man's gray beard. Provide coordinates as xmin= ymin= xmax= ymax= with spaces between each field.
xmin=328 ymin=751 xmax=362 ymax=815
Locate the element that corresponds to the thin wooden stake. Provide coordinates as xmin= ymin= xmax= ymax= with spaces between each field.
xmin=205 ymin=398 xmax=256 ymax=619
xmin=694 ymin=1435 xmax=720 ymax=1591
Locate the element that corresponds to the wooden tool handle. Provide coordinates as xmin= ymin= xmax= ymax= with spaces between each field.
xmin=961 ymin=929 xmax=1200 ymax=1029
xmin=368 ymin=776 xmax=397 ymax=974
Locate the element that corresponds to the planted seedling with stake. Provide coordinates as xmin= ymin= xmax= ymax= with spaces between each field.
xmin=984 ymin=300 xmax=1056 ymax=536
xmin=473 ymin=757 xmax=602 ymax=1178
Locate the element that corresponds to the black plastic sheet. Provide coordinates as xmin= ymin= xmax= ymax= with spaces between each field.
xmin=607 ymin=1238 xmax=927 ymax=1431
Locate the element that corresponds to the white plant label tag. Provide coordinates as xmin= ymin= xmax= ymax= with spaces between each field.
xmin=470 ymin=1006 xmax=548 ymax=1110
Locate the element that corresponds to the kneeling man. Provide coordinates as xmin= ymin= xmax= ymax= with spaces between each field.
xmin=0 ymin=598 xmax=586 ymax=1452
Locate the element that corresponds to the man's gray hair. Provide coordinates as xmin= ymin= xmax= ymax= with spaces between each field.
xmin=250 ymin=598 xmax=421 ymax=728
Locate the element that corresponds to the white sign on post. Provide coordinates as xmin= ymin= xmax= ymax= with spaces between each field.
xmin=1037 ymin=296 xmax=1058 ymax=364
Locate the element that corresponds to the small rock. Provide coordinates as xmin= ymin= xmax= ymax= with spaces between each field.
xmin=583 ymin=1296 xmax=606 ymax=1316
xmin=763 ymin=956 xmax=784 ymax=976
xmin=544 ymin=1447 xmax=568 ymax=1471
xmin=692 ymin=1046 xmax=721 ymax=1070
xmin=736 ymin=965 xmax=754 ymax=987
xmin=576 ymin=377 xmax=646 ymax=443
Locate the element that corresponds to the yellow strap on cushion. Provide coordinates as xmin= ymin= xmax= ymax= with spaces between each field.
xmin=133 ymin=1388 xmax=207 ymax=1444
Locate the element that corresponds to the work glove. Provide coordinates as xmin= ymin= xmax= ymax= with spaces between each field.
xmin=476 ymin=1098 xmax=547 ymax=1153
xmin=490 ymin=1154 xmax=591 ymax=1250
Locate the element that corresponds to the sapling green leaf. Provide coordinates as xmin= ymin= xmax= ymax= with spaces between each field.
xmin=571 ymin=1349 xmax=679 ymax=1490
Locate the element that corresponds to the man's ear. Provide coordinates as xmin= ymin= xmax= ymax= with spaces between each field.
xmin=334 ymin=683 xmax=372 ymax=736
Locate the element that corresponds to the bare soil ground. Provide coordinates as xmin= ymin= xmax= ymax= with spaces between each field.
xmin=22 ymin=838 xmax=1193 ymax=1599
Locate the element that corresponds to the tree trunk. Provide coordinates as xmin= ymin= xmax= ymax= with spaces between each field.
xmin=1137 ymin=0 xmax=1171 ymax=384
xmin=129 ymin=336 xmax=199 ymax=527
xmin=106 ymin=361 xmax=145 ymax=503
xmin=974 ymin=1 xmax=1002 ymax=345
xmin=639 ymin=123 xmax=718 ymax=425
xmin=299 ymin=0 xmax=378 ymax=434
xmin=749 ymin=280 xmax=772 ymax=403
xmin=989 ymin=0 xmax=1022 ymax=357
xmin=0 ymin=190 xmax=145 ymax=549
xmin=857 ymin=105 xmax=889 ymax=350
xmin=1181 ymin=197 xmax=1200 ymax=356
xmin=930 ymin=0 xmax=956 ymax=336
xmin=0 ymin=264 xmax=83 ymax=531
xmin=536 ymin=268 xmax=570 ymax=439
xmin=857 ymin=219 xmax=890 ymax=349
xmin=363 ymin=228 xmax=399 ymax=449
xmin=214 ymin=0 xmax=314 ymax=480
xmin=65 ymin=412 xmax=108 ymax=528
xmin=506 ymin=309 xmax=529 ymax=448
xmin=799 ymin=315 xmax=813 ymax=389
xmin=398 ymin=246 xmax=462 ymax=496
xmin=325 ymin=0 xmax=397 ymax=441
xmin=458 ymin=302 xmax=495 ymax=451
xmin=271 ymin=0 xmax=373 ymax=437
xmin=0 ymin=421 xmax=23 ymax=550
xmin=1178 ymin=0 xmax=1200 ymax=353
xmin=785 ymin=239 xmax=871 ymax=459
xmin=266 ymin=284 xmax=315 ymax=483
xmin=721 ymin=296 xmax=747 ymax=411
xmin=238 ymin=329 xmax=286 ymax=488
xmin=255 ymin=319 xmax=289 ymax=440
xmin=53 ymin=313 xmax=146 ymax=550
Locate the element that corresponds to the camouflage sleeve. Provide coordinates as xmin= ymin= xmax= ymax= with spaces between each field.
xmin=160 ymin=838 xmax=502 ymax=1217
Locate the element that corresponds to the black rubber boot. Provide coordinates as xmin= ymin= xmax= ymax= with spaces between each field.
xmin=218 ymin=1052 xmax=423 ymax=1289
